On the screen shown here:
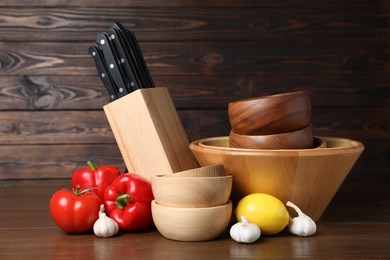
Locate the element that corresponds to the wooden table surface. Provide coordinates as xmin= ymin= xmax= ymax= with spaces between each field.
xmin=0 ymin=180 xmax=389 ymax=259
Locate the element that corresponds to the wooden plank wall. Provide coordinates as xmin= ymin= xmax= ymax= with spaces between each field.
xmin=0 ymin=1 xmax=389 ymax=186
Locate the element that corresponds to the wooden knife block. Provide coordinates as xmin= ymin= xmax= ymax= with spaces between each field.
xmin=103 ymin=87 xmax=199 ymax=179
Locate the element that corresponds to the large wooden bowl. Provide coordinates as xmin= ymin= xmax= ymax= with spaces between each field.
xmin=152 ymin=200 xmax=232 ymax=241
xmin=228 ymin=90 xmax=311 ymax=135
xmin=190 ymin=136 xmax=364 ymax=221
xmin=151 ymin=174 xmax=232 ymax=208
xmin=229 ymin=125 xmax=313 ymax=149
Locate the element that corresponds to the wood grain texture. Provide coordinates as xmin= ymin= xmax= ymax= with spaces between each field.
xmin=228 ymin=90 xmax=311 ymax=135
xmin=0 ymin=182 xmax=389 ymax=258
xmin=0 ymin=144 xmax=124 ymax=180
xmin=0 ymin=107 xmax=387 ymax=144
xmin=1 ymin=40 xmax=388 ymax=76
xmin=0 ymin=74 xmax=389 ymax=109
xmin=0 ymin=141 xmax=386 ymax=181
xmin=0 ymin=107 xmax=388 ymax=179
xmin=0 ymin=6 xmax=387 ymax=41
xmin=0 ymin=0 xmax=386 ymax=8
xmin=104 ymin=88 xmax=199 ymax=179
xmin=0 ymin=0 xmax=388 ymax=183
xmin=0 ymin=76 xmax=108 ymax=110
xmin=190 ymin=136 xmax=365 ymax=221
xmin=151 ymin=173 xmax=231 ymax=208
xmin=0 ymin=111 xmax=113 ymax=144
xmin=229 ymin=125 xmax=314 ymax=149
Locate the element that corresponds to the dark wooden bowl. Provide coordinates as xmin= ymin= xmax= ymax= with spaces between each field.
xmin=229 ymin=125 xmax=314 ymax=149
xmin=228 ymin=91 xmax=311 ymax=135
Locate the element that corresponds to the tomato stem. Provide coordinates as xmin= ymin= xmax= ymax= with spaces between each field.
xmin=116 ymin=194 xmax=132 ymax=209
xmin=87 ymin=161 xmax=97 ymax=171
xmin=73 ymin=184 xmax=93 ymax=196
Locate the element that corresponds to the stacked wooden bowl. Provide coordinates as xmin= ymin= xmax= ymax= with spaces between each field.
xmin=188 ymin=90 xmax=364 ymax=221
xmin=228 ymin=91 xmax=313 ymax=149
xmin=151 ymin=165 xmax=233 ymax=241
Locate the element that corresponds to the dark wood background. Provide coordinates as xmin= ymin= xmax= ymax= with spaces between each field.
xmin=0 ymin=1 xmax=388 ymax=188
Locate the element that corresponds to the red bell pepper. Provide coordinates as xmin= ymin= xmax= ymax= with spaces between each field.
xmin=103 ymin=173 xmax=154 ymax=231
xmin=71 ymin=161 xmax=121 ymax=199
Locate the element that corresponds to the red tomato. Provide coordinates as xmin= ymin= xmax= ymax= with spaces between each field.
xmin=49 ymin=186 xmax=102 ymax=233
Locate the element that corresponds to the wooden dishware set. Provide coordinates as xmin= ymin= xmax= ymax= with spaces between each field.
xmin=92 ymin=23 xmax=364 ymax=241
xmin=104 ymin=88 xmax=234 ymax=241
xmin=104 ymin=87 xmax=363 ymax=230
xmin=103 ymin=86 xmax=363 ymax=234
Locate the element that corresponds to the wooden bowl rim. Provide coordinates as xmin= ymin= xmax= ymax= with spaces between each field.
xmin=190 ymin=136 xmax=364 ymax=156
xmin=152 ymin=199 xmax=233 ymax=211
xmin=152 ymin=174 xmax=233 ymax=180
xmin=229 ymin=125 xmax=313 ymax=149
xmin=166 ymin=164 xmax=226 ymax=177
xmin=229 ymin=90 xmax=309 ymax=105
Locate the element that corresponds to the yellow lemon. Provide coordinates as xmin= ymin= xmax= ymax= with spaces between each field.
xmin=235 ymin=193 xmax=290 ymax=235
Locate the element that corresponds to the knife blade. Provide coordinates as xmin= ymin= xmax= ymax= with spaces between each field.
xmin=88 ymin=45 xmax=118 ymax=101
xmin=96 ymin=32 xmax=130 ymax=97
xmin=111 ymin=22 xmax=155 ymax=88
xmin=107 ymin=28 xmax=141 ymax=92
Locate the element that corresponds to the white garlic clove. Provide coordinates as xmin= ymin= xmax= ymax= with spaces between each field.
xmin=230 ymin=216 xmax=261 ymax=243
xmin=93 ymin=204 xmax=119 ymax=238
xmin=286 ymin=201 xmax=317 ymax=237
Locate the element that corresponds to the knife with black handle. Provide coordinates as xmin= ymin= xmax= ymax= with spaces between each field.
xmin=126 ymin=28 xmax=155 ymax=88
xmin=110 ymin=22 xmax=148 ymax=88
xmin=107 ymin=28 xmax=141 ymax=92
xmin=96 ymin=32 xmax=130 ymax=97
xmin=88 ymin=45 xmax=118 ymax=101
xmin=111 ymin=22 xmax=155 ymax=88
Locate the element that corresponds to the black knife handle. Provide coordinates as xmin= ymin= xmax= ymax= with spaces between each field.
xmin=96 ymin=32 xmax=129 ymax=97
xmin=107 ymin=28 xmax=141 ymax=92
xmin=88 ymin=45 xmax=117 ymax=101
xmin=111 ymin=22 xmax=155 ymax=88
xmin=110 ymin=22 xmax=148 ymax=88
xmin=126 ymin=29 xmax=155 ymax=88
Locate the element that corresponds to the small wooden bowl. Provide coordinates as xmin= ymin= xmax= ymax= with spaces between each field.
xmin=229 ymin=125 xmax=314 ymax=149
xmin=151 ymin=200 xmax=232 ymax=241
xmin=168 ymin=164 xmax=226 ymax=177
xmin=228 ymin=90 xmax=311 ymax=135
xmin=151 ymin=174 xmax=232 ymax=208
xmin=189 ymin=136 xmax=364 ymax=221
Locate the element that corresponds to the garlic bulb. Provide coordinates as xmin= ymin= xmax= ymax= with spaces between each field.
xmin=230 ymin=216 xmax=261 ymax=243
xmin=93 ymin=204 xmax=119 ymax=238
xmin=286 ymin=201 xmax=317 ymax=237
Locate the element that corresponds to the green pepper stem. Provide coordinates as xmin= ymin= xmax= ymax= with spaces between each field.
xmin=87 ymin=161 xmax=97 ymax=171
xmin=116 ymin=194 xmax=132 ymax=210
